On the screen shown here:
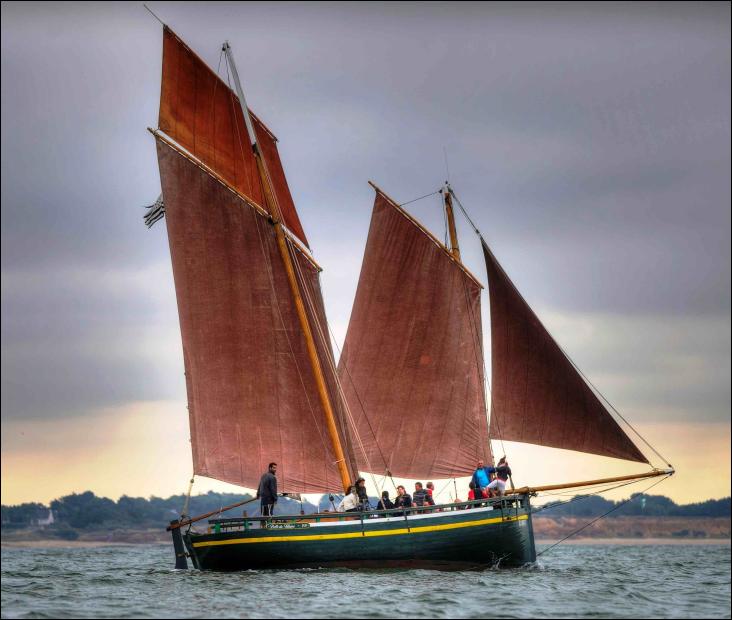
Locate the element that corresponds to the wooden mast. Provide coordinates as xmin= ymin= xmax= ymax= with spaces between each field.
xmin=443 ymin=183 xmax=461 ymax=262
xmin=223 ymin=42 xmax=353 ymax=494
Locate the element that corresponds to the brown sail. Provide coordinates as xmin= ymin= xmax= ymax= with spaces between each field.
xmin=338 ymin=190 xmax=493 ymax=479
xmin=483 ymin=240 xmax=648 ymax=463
xmin=159 ymin=26 xmax=308 ymax=247
xmin=157 ymin=137 xmax=347 ymax=493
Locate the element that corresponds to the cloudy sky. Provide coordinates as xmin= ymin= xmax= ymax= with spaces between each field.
xmin=2 ymin=1 xmax=729 ymax=505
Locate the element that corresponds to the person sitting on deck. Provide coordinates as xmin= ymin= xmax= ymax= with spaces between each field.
xmin=413 ymin=482 xmax=435 ymax=509
xmin=426 ymin=481 xmax=435 ymax=498
xmin=354 ymin=477 xmax=371 ymax=510
xmin=468 ymin=480 xmax=488 ymax=503
xmin=393 ymin=485 xmax=412 ymax=513
xmin=471 ymin=459 xmax=495 ymax=499
xmin=485 ymin=457 xmax=512 ymax=497
xmin=377 ymin=490 xmax=394 ymax=511
xmin=467 ymin=480 xmax=477 ymax=503
xmin=336 ymin=486 xmax=361 ymax=513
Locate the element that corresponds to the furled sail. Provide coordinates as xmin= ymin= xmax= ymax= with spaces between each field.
xmin=156 ymin=137 xmax=348 ymax=493
xmin=338 ymin=190 xmax=493 ymax=479
xmin=483 ymin=240 xmax=648 ymax=463
xmin=158 ymin=26 xmax=308 ymax=247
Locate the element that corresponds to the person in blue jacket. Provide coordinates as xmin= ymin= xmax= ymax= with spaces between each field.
xmin=471 ymin=459 xmax=495 ymax=500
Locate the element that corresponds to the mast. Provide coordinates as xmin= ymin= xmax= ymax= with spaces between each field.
xmin=443 ymin=183 xmax=461 ymax=262
xmin=222 ymin=42 xmax=352 ymax=493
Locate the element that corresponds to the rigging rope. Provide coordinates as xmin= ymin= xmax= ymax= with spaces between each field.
xmin=398 ymin=189 xmax=441 ymax=208
xmin=323 ymin=319 xmax=398 ymax=492
xmin=447 ymin=185 xmax=508 ymax=462
xmin=287 ymin=235 xmax=392 ymax=496
xmin=209 ymin=49 xmax=224 ymax=175
xmin=251 ymin=194 xmax=335 ymax=493
xmin=180 ymin=475 xmax=195 ymax=519
xmin=457 ymin=230 xmax=505 ymax=467
xmin=228 ymin=43 xmax=351 ymax=494
xmin=536 ymin=474 xmax=671 ymax=557
xmin=532 ymin=475 xmax=667 ymax=513
xmin=224 ymin=55 xmax=251 ymax=186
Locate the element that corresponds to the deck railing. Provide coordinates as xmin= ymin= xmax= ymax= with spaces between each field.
xmin=200 ymin=494 xmax=530 ymax=533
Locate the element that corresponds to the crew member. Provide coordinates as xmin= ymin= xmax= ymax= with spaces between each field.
xmin=256 ymin=462 xmax=278 ymax=517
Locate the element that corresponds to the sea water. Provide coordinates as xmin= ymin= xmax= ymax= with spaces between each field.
xmin=1 ymin=542 xmax=730 ymax=619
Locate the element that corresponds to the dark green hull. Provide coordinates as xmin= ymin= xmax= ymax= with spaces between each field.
xmin=183 ymin=498 xmax=536 ymax=571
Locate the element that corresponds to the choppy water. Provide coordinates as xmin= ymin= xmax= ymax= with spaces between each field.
xmin=1 ymin=543 xmax=730 ymax=619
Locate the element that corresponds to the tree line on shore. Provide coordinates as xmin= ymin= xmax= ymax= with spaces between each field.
xmin=1 ymin=491 xmax=729 ymax=534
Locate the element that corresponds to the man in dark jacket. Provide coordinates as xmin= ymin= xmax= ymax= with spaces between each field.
xmin=354 ymin=477 xmax=370 ymax=510
xmin=257 ymin=462 xmax=278 ymax=516
xmin=393 ymin=485 xmax=412 ymax=515
xmin=413 ymin=482 xmax=435 ymax=508
xmin=377 ymin=490 xmax=394 ymax=511
xmin=486 ymin=457 xmax=512 ymax=497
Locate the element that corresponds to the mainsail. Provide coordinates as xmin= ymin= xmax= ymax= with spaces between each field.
xmin=155 ymin=28 xmax=354 ymax=493
xmin=338 ymin=189 xmax=493 ymax=479
xmin=159 ymin=26 xmax=308 ymax=247
xmin=483 ymin=240 xmax=648 ymax=463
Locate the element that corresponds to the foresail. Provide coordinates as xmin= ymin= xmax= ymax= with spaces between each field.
xmin=158 ymin=26 xmax=308 ymax=247
xmin=483 ymin=240 xmax=648 ymax=463
xmin=338 ymin=191 xmax=493 ymax=480
xmin=157 ymin=138 xmax=346 ymax=493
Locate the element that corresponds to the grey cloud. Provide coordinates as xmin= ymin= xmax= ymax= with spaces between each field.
xmin=1 ymin=2 xmax=729 ymax=425
xmin=1 ymin=264 xmax=185 ymax=421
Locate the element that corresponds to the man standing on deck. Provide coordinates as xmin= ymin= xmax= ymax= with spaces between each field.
xmin=471 ymin=459 xmax=495 ymax=499
xmin=257 ymin=462 xmax=278 ymax=517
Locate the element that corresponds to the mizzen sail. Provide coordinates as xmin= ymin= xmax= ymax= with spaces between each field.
xmin=483 ymin=240 xmax=648 ymax=463
xmin=159 ymin=26 xmax=308 ymax=247
xmin=338 ymin=190 xmax=493 ymax=479
xmin=157 ymin=138 xmax=346 ymax=493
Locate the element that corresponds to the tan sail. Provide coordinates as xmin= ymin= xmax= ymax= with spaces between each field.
xmin=159 ymin=26 xmax=309 ymax=247
xmin=157 ymin=137 xmax=348 ymax=493
xmin=338 ymin=188 xmax=493 ymax=479
xmin=483 ymin=239 xmax=648 ymax=463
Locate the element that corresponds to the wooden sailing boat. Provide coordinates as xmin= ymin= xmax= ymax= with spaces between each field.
xmin=148 ymin=25 xmax=673 ymax=570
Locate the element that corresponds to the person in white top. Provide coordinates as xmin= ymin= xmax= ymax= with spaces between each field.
xmin=336 ymin=486 xmax=360 ymax=512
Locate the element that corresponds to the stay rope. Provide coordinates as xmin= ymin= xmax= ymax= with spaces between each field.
xmin=398 ymin=189 xmax=441 ymax=208
xmin=180 ymin=475 xmax=195 ymax=519
xmin=536 ymin=474 xmax=671 ymax=557
xmin=323 ymin=318 xmax=399 ymax=495
xmin=287 ymin=235 xmax=393 ymax=498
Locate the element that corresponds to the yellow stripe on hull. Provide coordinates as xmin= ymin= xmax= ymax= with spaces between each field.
xmin=192 ymin=514 xmax=528 ymax=548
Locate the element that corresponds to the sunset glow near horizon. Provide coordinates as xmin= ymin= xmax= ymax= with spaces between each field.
xmin=1 ymin=3 xmax=730 ymax=507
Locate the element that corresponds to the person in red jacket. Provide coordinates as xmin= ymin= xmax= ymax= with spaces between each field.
xmin=467 ymin=481 xmax=487 ymax=507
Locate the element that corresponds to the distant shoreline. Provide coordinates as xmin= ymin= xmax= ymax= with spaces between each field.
xmin=1 ymin=540 xmax=167 ymax=548
xmin=536 ymin=537 xmax=731 ymax=546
